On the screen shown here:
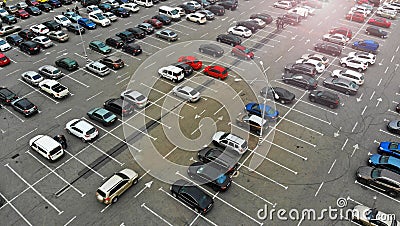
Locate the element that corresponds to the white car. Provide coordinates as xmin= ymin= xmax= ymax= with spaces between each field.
xmin=104 ymin=0 xmax=120 ymax=8
xmin=300 ymin=53 xmax=329 ymax=65
xmin=273 ymin=0 xmax=293 ymax=9
xmin=32 ymin=36 xmax=54 ymax=48
xmin=121 ymin=90 xmax=148 ymax=108
xmin=172 ymin=86 xmax=200 ymax=102
xmin=21 ymin=71 xmax=44 ymax=86
xmin=339 ymin=57 xmax=368 ymax=72
xmin=65 ymin=119 xmax=98 ymax=142
xmin=228 ymin=25 xmax=252 ymax=38
xmin=29 ymin=135 xmax=65 ymax=161
xmin=183 ymin=1 xmax=202 ymax=10
xmin=54 ymin=15 xmax=71 ymax=27
xmin=322 ymin=33 xmax=349 ymax=45
xmin=295 ymin=58 xmax=325 ymax=73
xmin=39 ymin=79 xmax=69 ymax=99
xmin=38 ymin=65 xmax=63 ymax=79
xmin=88 ymin=12 xmax=111 ymax=27
xmin=158 ymin=65 xmax=184 ymax=82
xmin=30 ymin=24 xmax=49 ymax=36
xmin=347 ymin=52 xmax=376 ymax=65
xmin=16 ymin=2 xmax=28 ymax=9
xmin=0 ymin=38 xmax=12 ymax=51
xmin=382 ymin=2 xmax=400 ymax=11
xmin=212 ymin=132 xmax=248 ymax=155
xmin=299 ymin=5 xmax=315 ymax=15
xmin=332 ymin=69 xmax=364 ymax=85
xmin=288 ymin=7 xmax=309 ymax=18
xmin=350 ymin=5 xmax=371 ymax=15
xmin=0 ymin=8 xmax=9 ymax=17
xmin=186 ymin=12 xmax=207 ymax=24
xmin=120 ymin=3 xmax=140 ymax=13
xmin=352 ymin=205 xmax=400 ymax=226
xmin=86 ymin=5 xmax=103 ymax=14
xmin=246 ymin=18 xmax=266 ymax=28
xmin=103 ymin=12 xmax=118 ymax=22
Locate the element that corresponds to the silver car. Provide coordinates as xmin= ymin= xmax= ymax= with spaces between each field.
xmin=38 ymin=65 xmax=63 ymax=79
xmin=32 ymin=36 xmax=54 ymax=48
xmin=323 ymin=77 xmax=359 ymax=95
xmin=121 ymin=89 xmax=148 ymax=108
xmin=21 ymin=71 xmax=44 ymax=86
xmin=172 ymin=85 xmax=200 ymax=102
xmin=155 ymin=29 xmax=178 ymax=42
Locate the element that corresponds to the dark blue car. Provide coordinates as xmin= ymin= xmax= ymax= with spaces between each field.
xmin=245 ymin=103 xmax=279 ymax=120
xmin=48 ymin=0 xmax=62 ymax=8
xmin=379 ymin=142 xmax=400 ymax=158
xmin=78 ymin=18 xmax=97 ymax=30
xmin=368 ymin=154 xmax=400 ymax=174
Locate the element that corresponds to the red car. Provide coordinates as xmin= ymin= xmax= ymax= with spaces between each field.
xmin=203 ymin=65 xmax=228 ymax=80
xmin=143 ymin=19 xmax=163 ymax=29
xmin=0 ymin=53 xmax=11 ymax=67
xmin=329 ymin=27 xmax=352 ymax=39
xmin=25 ymin=0 xmax=40 ymax=6
xmin=177 ymin=56 xmax=202 ymax=70
xmin=368 ymin=17 xmax=391 ymax=28
xmin=231 ymin=45 xmax=254 ymax=60
xmin=15 ymin=10 xmax=30 ymax=19
xmin=346 ymin=13 xmax=365 ymax=23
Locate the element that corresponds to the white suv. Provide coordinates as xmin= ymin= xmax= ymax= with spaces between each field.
xmin=88 ymin=12 xmax=111 ymax=27
xmin=339 ymin=57 xmax=368 ymax=72
xmin=29 ymin=135 xmax=65 ymax=161
xmin=228 ymin=25 xmax=252 ymax=38
xmin=65 ymin=119 xmax=99 ymax=142
xmin=186 ymin=13 xmax=207 ymax=24
xmin=332 ymin=69 xmax=364 ymax=85
xmin=273 ymin=1 xmax=293 ymax=9
xmin=347 ymin=52 xmax=376 ymax=65
xmin=158 ymin=65 xmax=184 ymax=82
xmin=212 ymin=132 xmax=248 ymax=155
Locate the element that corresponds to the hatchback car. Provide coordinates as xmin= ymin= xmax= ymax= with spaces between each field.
xmin=65 ymin=119 xmax=99 ymax=142
xmin=105 ymin=37 xmax=125 ymax=49
xmin=38 ymin=65 xmax=63 ymax=79
xmin=32 ymin=36 xmax=53 ymax=48
xmin=89 ymin=41 xmax=111 ymax=54
xmin=177 ymin=56 xmax=202 ymax=70
xmin=245 ymin=103 xmax=279 ymax=120
xmin=37 ymin=3 xmax=53 ymax=12
xmin=155 ymin=29 xmax=178 ymax=42
xmin=11 ymin=98 xmax=38 ymax=117
xmin=99 ymin=56 xmax=124 ymax=70
xmin=323 ymin=77 xmax=359 ymax=95
xmin=122 ymin=43 xmax=142 ymax=56
xmin=188 ymin=161 xmax=232 ymax=191
xmin=19 ymin=41 xmax=40 ymax=55
xmin=346 ymin=12 xmax=365 ymax=22
xmin=212 ymin=131 xmax=248 ymax=155
xmin=250 ymin=13 xmax=273 ymax=24
xmin=6 ymin=34 xmax=23 ymax=46
xmin=0 ymin=53 xmax=10 ymax=67
xmin=231 ymin=45 xmax=254 ymax=60
xmin=87 ymin=107 xmax=117 ymax=126
xmin=21 ymin=71 xmax=44 ymax=86
xmin=0 ymin=38 xmax=11 ymax=51
xmin=0 ymin=87 xmax=18 ymax=105
xmin=369 ymin=154 xmax=400 ymax=175
xmin=116 ymin=31 xmax=135 ymax=43
xmin=205 ymin=5 xmax=225 ymax=16
xmin=120 ymin=90 xmax=148 ymax=109
xmin=125 ymin=27 xmax=145 ymax=39
xmin=228 ymin=25 xmax=252 ymax=38
xmin=198 ymin=147 xmax=240 ymax=174
xmin=111 ymin=7 xmax=130 ymax=17
xmin=25 ymin=6 xmax=42 ymax=16
xmin=55 ymin=57 xmax=79 ymax=71
xmin=104 ymin=98 xmax=135 ymax=116
xmin=203 ymin=65 xmax=228 ymax=80
xmin=322 ymin=33 xmax=349 ymax=45
xmin=199 ymin=44 xmax=224 ymax=57
xmin=42 ymin=20 xmax=62 ymax=31
xmin=78 ymin=18 xmax=97 ymax=30
xmin=172 ymin=85 xmax=200 ymax=102
xmin=314 ymin=42 xmax=342 ymax=56
xmin=18 ymin=29 xmax=35 ymax=40
xmin=260 ymin=87 xmax=295 ymax=104
xmin=368 ymin=17 xmax=391 ymax=28
xmin=308 ymin=90 xmax=339 ymax=109
xmin=197 ymin=10 xmax=214 ymax=20
xmin=365 ymin=26 xmax=388 ymax=38
xmin=282 ymin=73 xmax=318 ymax=90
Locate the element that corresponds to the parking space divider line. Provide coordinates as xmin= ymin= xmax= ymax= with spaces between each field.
xmin=141 ymin=203 xmax=174 ymax=226
xmin=0 ymin=193 xmax=32 ymax=226
xmin=63 ymin=149 xmax=106 ymax=180
xmin=232 ymin=181 xmax=276 ymax=207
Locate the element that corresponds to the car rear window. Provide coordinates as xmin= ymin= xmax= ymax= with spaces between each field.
xmin=86 ymin=128 xmax=96 ymax=135
xmin=19 ymin=99 xmax=34 ymax=109
xmin=50 ymin=146 xmax=61 ymax=155
xmin=215 ymin=174 xmax=227 ymax=184
xmin=52 ymin=84 xmax=66 ymax=92
xmin=241 ymin=141 xmax=248 ymax=149
xmin=96 ymin=189 xmax=106 ymax=197
xmin=136 ymin=95 xmax=145 ymax=101
xmin=103 ymin=112 xmax=113 ymax=119
xmin=189 ymin=90 xmax=197 ymax=96
xmin=0 ymin=57 xmax=7 ymax=61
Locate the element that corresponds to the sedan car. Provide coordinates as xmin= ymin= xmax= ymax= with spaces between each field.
xmin=88 ymin=12 xmax=111 ymax=27
xmin=187 ymin=162 xmax=232 ymax=191
xmin=47 ymin=31 xmax=69 ymax=42
xmin=170 ymin=179 xmax=214 ymax=214
xmin=236 ymin=20 xmax=258 ymax=33
xmin=345 ymin=12 xmax=365 ymax=22
xmin=301 ymin=53 xmax=329 ymax=65
xmin=152 ymin=15 xmax=171 ymax=25
xmin=99 ymin=56 xmax=124 ymax=70
xmin=323 ymin=77 xmax=359 ymax=95
xmin=25 ymin=6 xmax=42 ymax=16
xmin=87 ymin=107 xmax=117 ymax=126
xmin=308 ymin=90 xmax=339 ymax=109
xmin=198 ymin=147 xmax=240 ymax=173
xmin=216 ymin=34 xmax=241 ymax=46
xmin=38 ymin=65 xmax=63 ymax=79
xmin=120 ymin=3 xmax=140 ymax=13
xmin=218 ymin=1 xmax=237 ymax=10
xmin=250 ymin=13 xmax=273 ymax=24
xmin=42 ymin=20 xmax=62 ymax=31
xmin=66 ymin=24 xmax=86 ymax=35
xmin=365 ymin=26 xmax=388 ymax=38
xmin=136 ymin=23 xmax=154 ymax=35
xmin=199 ymin=43 xmax=224 ymax=57
xmin=5 ymin=34 xmax=23 ymax=46
xmin=125 ymin=27 xmax=145 ymax=39
xmin=379 ymin=142 xmax=400 ymax=159
xmin=155 ymin=29 xmax=178 ymax=42
xmin=172 ymin=85 xmax=200 ymax=102
xmin=86 ymin=5 xmax=102 ymax=14
xmin=11 ymin=98 xmax=38 ymax=117
xmin=32 ymin=36 xmax=53 ymax=48
xmin=356 ymin=166 xmax=400 ymax=197
xmin=368 ymin=17 xmax=391 ymax=28
xmin=339 ymin=57 xmax=368 ymax=72
xmin=104 ymin=98 xmax=135 ymax=116
xmin=66 ymin=119 xmax=99 ymax=142
xmin=38 ymin=79 xmax=69 ymax=98
xmin=21 ymin=71 xmax=44 ymax=86
xmin=144 ymin=19 xmax=163 ymax=29
xmin=245 ymin=103 xmax=279 ymax=120
xmin=0 ymin=87 xmax=18 ymax=105
xmin=111 ymin=7 xmax=130 ymax=17
xmin=30 ymin=24 xmax=49 ymax=36
xmin=197 ymin=10 xmax=215 ymax=20
xmin=89 ymin=41 xmax=111 ymax=54
xmin=55 ymin=57 xmax=79 ymax=71
xmin=376 ymin=8 xmax=397 ymax=19
xmin=228 ymin=25 xmax=252 ymax=38
xmin=54 ymin=15 xmax=71 ymax=27
xmin=231 ymin=45 xmax=254 ymax=60
xmin=120 ymin=90 xmax=148 ymax=108
xmin=18 ymin=29 xmax=35 ymax=40
xmin=282 ymin=73 xmax=318 ymax=90
xmin=0 ymin=53 xmax=10 ymax=67
xmin=369 ymin=154 xmax=400 ymax=174
xmin=37 ymin=3 xmax=53 ymax=12
xmin=260 ymin=87 xmax=295 ymax=104
xmin=121 ymin=43 xmax=142 ymax=55
xmin=314 ymin=42 xmax=342 ymax=56
xmin=105 ymin=36 xmax=125 ymax=49
xmin=1 ymin=15 xmax=17 ymax=25
xmin=64 ymin=12 xmax=82 ymax=23
xmin=103 ymin=12 xmax=118 ymax=22
xmin=78 ymin=18 xmax=97 ymax=30
xmin=0 ymin=38 xmax=11 ymax=51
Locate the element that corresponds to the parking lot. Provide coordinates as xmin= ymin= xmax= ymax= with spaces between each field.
xmin=1 ymin=0 xmax=400 ymax=225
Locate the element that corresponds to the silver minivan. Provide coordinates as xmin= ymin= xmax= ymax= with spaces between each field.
xmin=85 ymin=61 xmax=110 ymax=77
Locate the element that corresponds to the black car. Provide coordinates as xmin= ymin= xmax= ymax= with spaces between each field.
xmin=366 ymin=26 xmax=388 ymax=39
xmin=43 ymin=20 xmax=62 ymax=31
xmin=198 ymin=147 xmax=240 ymax=174
xmin=105 ymin=36 xmax=125 ymax=49
xmin=6 ymin=34 xmax=23 ymax=46
xmin=18 ymin=29 xmax=36 ymax=40
xmin=314 ymin=42 xmax=342 ymax=56
xmin=217 ymin=1 xmax=237 ymax=10
xmin=121 ymin=43 xmax=142 ymax=55
xmin=136 ymin=23 xmax=154 ymax=35
xmin=172 ymin=62 xmax=193 ymax=76
xmin=205 ymin=5 xmax=225 ymax=16
xmin=99 ymin=56 xmax=124 ymax=70
xmin=98 ymin=3 xmax=113 ymax=12
xmin=103 ymin=98 xmax=134 ymax=116
xmin=125 ymin=27 xmax=145 ymax=39
xmin=37 ymin=3 xmax=53 ymax=12
xmin=81 ymin=0 xmax=100 ymax=7
xmin=1 ymin=15 xmax=17 ymax=25
xmin=216 ymin=34 xmax=241 ymax=46
xmin=250 ymin=13 xmax=273 ymax=24
xmin=60 ymin=0 xmax=73 ymax=4
xmin=236 ymin=20 xmax=258 ymax=32
xmin=19 ymin=41 xmax=40 ymax=55
xmin=116 ymin=31 xmax=135 ymax=43
xmin=188 ymin=161 xmax=232 ymax=192
xmin=66 ymin=24 xmax=86 ymax=35
xmin=309 ymin=90 xmax=339 ymax=109
xmin=25 ymin=6 xmax=42 ymax=16
xmin=0 ymin=87 xmax=18 ymax=105
xmin=48 ymin=0 xmax=62 ymax=8
xmin=170 ymin=179 xmax=214 ymax=214
xmin=284 ymin=63 xmax=317 ymax=77
xmin=111 ymin=8 xmax=130 ymax=17
xmin=152 ymin=15 xmax=171 ymax=25
xmin=11 ymin=98 xmax=38 ymax=117
xmin=260 ymin=87 xmax=295 ymax=104
xmin=282 ymin=73 xmax=318 ymax=90
xmin=199 ymin=43 xmax=224 ymax=57
xmin=55 ymin=57 xmax=79 ymax=71
xmin=177 ymin=4 xmax=196 ymax=14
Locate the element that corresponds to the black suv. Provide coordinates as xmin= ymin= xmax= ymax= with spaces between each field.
xmin=282 ymin=73 xmax=318 ymax=90
xmin=116 ymin=31 xmax=135 ymax=43
xmin=105 ymin=36 xmax=125 ymax=49
xmin=104 ymin=98 xmax=134 ymax=116
xmin=308 ymin=90 xmax=339 ymax=109
xmin=177 ymin=4 xmax=196 ymax=14
xmin=217 ymin=0 xmax=238 ymax=10
xmin=366 ymin=26 xmax=388 ymax=39
xmin=356 ymin=166 xmax=400 ymax=197
xmin=284 ymin=63 xmax=317 ymax=77
xmin=0 ymin=87 xmax=18 ymax=105
xmin=216 ymin=34 xmax=241 ymax=46
xmin=11 ymin=98 xmax=38 ymax=117
xmin=205 ymin=5 xmax=225 ymax=16
xmin=125 ymin=28 xmax=145 ymax=39
xmin=19 ymin=41 xmax=40 ymax=55
xmin=6 ymin=34 xmax=23 ymax=46
xmin=236 ymin=20 xmax=258 ymax=32
xmin=171 ymin=62 xmax=193 ymax=77
xmin=250 ymin=13 xmax=273 ymax=24
xmin=121 ymin=43 xmax=142 ymax=56
xmin=314 ymin=42 xmax=342 ymax=56
xmin=43 ymin=20 xmax=62 ymax=31
xmin=37 ymin=3 xmax=53 ymax=12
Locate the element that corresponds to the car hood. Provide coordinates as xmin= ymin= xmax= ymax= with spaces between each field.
xmin=245 ymin=103 xmax=254 ymax=111
xmin=388 ymin=120 xmax=400 ymax=129
xmin=369 ymin=154 xmax=381 ymax=165
xmin=379 ymin=141 xmax=390 ymax=151
xmin=356 ymin=166 xmax=373 ymax=179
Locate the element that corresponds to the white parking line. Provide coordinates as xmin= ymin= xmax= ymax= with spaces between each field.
xmin=117 ymin=118 xmax=158 ymax=140
xmin=232 ymin=181 xmax=276 ymax=207
xmin=379 ymin=129 xmax=400 ymax=139
xmin=163 ymin=146 xmax=178 ymax=159
xmin=64 ymin=216 xmax=77 ymax=226
xmin=295 ymin=98 xmax=338 ymax=115
xmin=274 ymin=100 xmax=331 ymax=125
xmin=314 ymin=182 xmax=324 ymax=196
xmin=272 ymin=127 xmax=316 ymax=147
xmin=63 ymin=74 xmax=90 ymax=87
xmin=63 ymin=149 xmax=106 ymax=180
xmin=33 ymin=57 xmax=47 ymax=64
xmin=86 ymin=91 xmax=103 ymax=101
xmin=241 ymin=163 xmax=288 ymax=189
xmin=5 ymin=69 xmax=21 ymax=77
xmin=0 ymin=193 xmax=32 ymax=226
xmin=279 ymin=117 xmax=324 ymax=136
xmin=15 ymin=128 xmax=37 ymax=141
xmin=144 ymin=61 xmax=156 ymax=69
xmin=89 ymin=143 xmax=125 ymax=166
xmin=141 ymin=203 xmax=174 ymax=226
xmin=5 ymin=164 xmax=64 ymax=215
xmin=137 ymin=39 xmax=163 ymax=50
xmin=55 ymin=108 xmax=72 ymax=119
xmin=3 ymin=106 xmax=25 ymax=123
xmin=328 ymin=159 xmax=336 ymax=174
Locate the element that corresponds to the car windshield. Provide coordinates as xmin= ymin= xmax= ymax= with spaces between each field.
xmin=53 ymin=69 xmax=60 ymax=74
xmin=0 ymin=40 xmax=6 ymax=45
xmin=103 ymin=112 xmax=113 ymax=119
xmin=370 ymin=168 xmax=381 ymax=178
xmin=136 ymin=95 xmax=145 ymax=101
xmin=215 ymin=174 xmax=227 ymax=184
xmin=380 ymin=156 xmax=389 ymax=163
xmin=243 ymin=48 xmax=251 ymax=53
xmin=171 ymin=9 xmax=179 ymax=15
xmin=19 ymin=99 xmax=33 ymax=109
xmin=96 ymin=14 xmax=105 ymax=20
xmin=98 ymin=42 xmax=106 ymax=48
xmin=389 ymin=143 xmax=399 ymax=149
xmin=32 ymin=74 xmax=41 ymax=80
xmin=49 ymin=146 xmax=62 ymax=155
xmin=349 ymin=82 xmax=357 ymax=88
xmin=60 ymin=17 xmax=68 ymax=21
xmin=198 ymin=195 xmax=210 ymax=208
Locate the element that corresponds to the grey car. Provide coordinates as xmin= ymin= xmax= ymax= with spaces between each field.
xmin=172 ymin=85 xmax=200 ymax=102
xmin=356 ymin=166 xmax=400 ymax=197
xmin=38 ymin=65 xmax=63 ymax=79
xmin=197 ymin=9 xmax=215 ymax=20
xmin=155 ymin=29 xmax=178 ymax=42
xmin=197 ymin=147 xmax=240 ymax=174
xmin=323 ymin=77 xmax=359 ymax=95
xmin=120 ymin=89 xmax=148 ymax=108
xmin=21 ymin=71 xmax=44 ymax=86
xmin=11 ymin=98 xmax=38 ymax=117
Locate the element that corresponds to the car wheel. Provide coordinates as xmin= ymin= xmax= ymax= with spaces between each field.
xmin=283 ymin=79 xmax=288 ymax=84
xmin=366 ymin=31 xmax=370 ymax=35
xmin=199 ymin=48 xmax=203 ymax=53
xmin=212 ymin=53 xmax=216 ymax=57
xmin=112 ymin=196 xmax=118 ymax=203
xmin=216 ymin=38 xmax=220 ymax=42
xmin=310 ymin=98 xmax=315 ymax=102
xmin=341 ymin=63 xmax=346 ymax=67
xmin=280 ymin=100 xmax=285 ymax=104
xmin=133 ymin=178 xmax=138 ymax=185
xmin=357 ymin=68 xmax=363 ymax=72
xmin=329 ymin=104 xmax=335 ymax=109
xmin=388 ymin=191 xmax=398 ymax=198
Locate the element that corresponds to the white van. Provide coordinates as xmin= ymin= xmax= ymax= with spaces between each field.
xmin=135 ymin=0 xmax=153 ymax=8
xmin=159 ymin=6 xmax=181 ymax=21
xmin=29 ymin=135 xmax=65 ymax=161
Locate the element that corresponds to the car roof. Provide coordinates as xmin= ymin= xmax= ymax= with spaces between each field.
xmin=41 ymin=79 xmax=59 ymax=86
xmin=209 ymin=65 xmax=226 ymax=71
xmin=74 ymin=120 xmax=94 ymax=132
xmin=33 ymin=135 xmax=61 ymax=150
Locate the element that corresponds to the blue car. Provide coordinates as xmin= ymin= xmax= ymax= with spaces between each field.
xmin=245 ymin=103 xmax=279 ymax=120
xmin=48 ymin=0 xmax=62 ymax=8
xmin=368 ymin=154 xmax=400 ymax=174
xmin=378 ymin=142 xmax=400 ymax=158
xmin=78 ymin=18 xmax=97 ymax=30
